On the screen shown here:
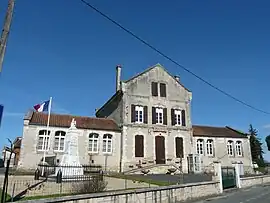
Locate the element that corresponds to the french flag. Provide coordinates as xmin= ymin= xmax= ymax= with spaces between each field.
xmin=34 ymin=100 xmax=50 ymax=112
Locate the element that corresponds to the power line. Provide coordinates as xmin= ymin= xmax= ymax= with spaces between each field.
xmin=79 ymin=0 xmax=270 ymax=115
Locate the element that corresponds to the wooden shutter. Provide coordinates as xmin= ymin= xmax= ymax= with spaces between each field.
xmin=163 ymin=108 xmax=167 ymax=125
xmin=131 ymin=104 xmax=136 ymax=123
xmin=143 ymin=106 xmax=148 ymax=124
xmin=151 ymin=82 xmax=158 ymax=96
xmin=181 ymin=110 xmax=186 ymax=126
xmin=175 ymin=137 xmax=184 ymax=158
xmin=135 ymin=135 xmax=144 ymax=157
xmin=171 ymin=109 xmax=175 ymax=126
xmin=160 ymin=83 xmax=166 ymax=97
xmin=152 ymin=107 xmax=156 ymax=124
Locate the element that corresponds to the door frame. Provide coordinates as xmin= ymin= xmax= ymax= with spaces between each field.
xmin=155 ymin=136 xmax=166 ymax=164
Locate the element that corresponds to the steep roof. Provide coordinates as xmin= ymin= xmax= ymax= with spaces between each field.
xmin=193 ymin=125 xmax=248 ymax=139
xmin=26 ymin=111 xmax=121 ymax=132
xmin=124 ymin=64 xmax=191 ymax=92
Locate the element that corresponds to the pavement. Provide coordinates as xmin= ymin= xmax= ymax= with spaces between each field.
xmin=186 ymin=184 xmax=270 ymax=203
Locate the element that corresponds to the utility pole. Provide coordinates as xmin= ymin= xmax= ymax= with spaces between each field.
xmin=0 ymin=0 xmax=15 ymax=73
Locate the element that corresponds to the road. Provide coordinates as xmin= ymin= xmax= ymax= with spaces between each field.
xmin=186 ymin=184 xmax=270 ymax=203
xmin=0 ymin=168 xmax=5 ymax=174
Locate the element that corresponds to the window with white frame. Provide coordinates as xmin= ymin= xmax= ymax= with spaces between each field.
xmin=174 ymin=109 xmax=182 ymax=125
xmin=37 ymin=130 xmax=51 ymax=151
xmin=235 ymin=141 xmax=243 ymax=156
xmin=103 ymin=134 xmax=112 ymax=154
xmin=196 ymin=139 xmax=204 ymax=155
xmin=155 ymin=108 xmax=163 ymax=124
xmin=227 ymin=140 xmax=234 ymax=156
xmin=135 ymin=106 xmax=144 ymax=123
xmin=206 ymin=139 xmax=214 ymax=156
xmin=89 ymin=133 xmax=99 ymax=153
xmin=54 ymin=131 xmax=66 ymax=151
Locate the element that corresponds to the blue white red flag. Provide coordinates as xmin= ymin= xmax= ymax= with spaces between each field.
xmin=34 ymin=100 xmax=50 ymax=112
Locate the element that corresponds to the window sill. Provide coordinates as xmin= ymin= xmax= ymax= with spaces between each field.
xmin=102 ymin=153 xmax=113 ymax=156
xmin=88 ymin=152 xmax=99 ymax=155
xmin=54 ymin=150 xmax=65 ymax=153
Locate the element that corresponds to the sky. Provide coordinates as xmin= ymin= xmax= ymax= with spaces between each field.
xmin=0 ymin=0 xmax=270 ymax=160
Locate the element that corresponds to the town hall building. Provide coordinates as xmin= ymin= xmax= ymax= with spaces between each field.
xmin=18 ymin=64 xmax=253 ymax=174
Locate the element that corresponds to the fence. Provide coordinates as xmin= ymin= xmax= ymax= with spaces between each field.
xmin=36 ymin=164 xmax=103 ymax=182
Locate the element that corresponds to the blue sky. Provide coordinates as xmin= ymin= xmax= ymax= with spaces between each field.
xmin=0 ymin=0 xmax=270 ymax=160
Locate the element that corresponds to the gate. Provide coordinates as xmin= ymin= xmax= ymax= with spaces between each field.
xmin=221 ymin=167 xmax=236 ymax=189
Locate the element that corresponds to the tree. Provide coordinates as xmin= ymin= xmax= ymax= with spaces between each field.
xmin=265 ymin=135 xmax=270 ymax=151
xmin=248 ymin=124 xmax=265 ymax=167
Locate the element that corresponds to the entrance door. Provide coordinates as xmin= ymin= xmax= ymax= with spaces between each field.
xmin=155 ymin=136 xmax=165 ymax=164
xmin=221 ymin=167 xmax=236 ymax=189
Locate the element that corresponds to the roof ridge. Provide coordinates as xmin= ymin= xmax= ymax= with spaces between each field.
xmin=193 ymin=125 xmax=226 ymax=129
xmin=33 ymin=112 xmax=116 ymax=122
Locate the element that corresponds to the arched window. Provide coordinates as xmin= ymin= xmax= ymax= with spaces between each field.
xmin=235 ymin=141 xmax=243 ymax=156
xmin=227 ymin=140 xmax=234 ymax=156
xmin=206 ymin=139 xmax=214 ymax=156
xmin=37 ymin=130 xmax=51 ymax=151
xmin=54 ymin=131 xmax=66 ymax=151
xmin=135 ymin=135 xmax=144 ymax=157
xmin=103 ymin=134 xmax=112 ymax=154
xmin=196 ymin=139 xmax=204 ymax=155
xmin=89 ymin=133 xmax=99 ymax=153
xmin=175 ymin=137 xmax=184 ymax=158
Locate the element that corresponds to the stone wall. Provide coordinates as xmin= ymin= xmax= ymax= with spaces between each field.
xmin=19 ymin=181 xmax=220 ymax=203
xmin=240 ymin=175 xmax=270 ymax=188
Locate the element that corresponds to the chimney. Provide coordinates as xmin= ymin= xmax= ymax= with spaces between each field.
xmin=174 ymin=75 xmax=180 ymax=82
xmin=116 ymin=65 xmax=122 ymax=91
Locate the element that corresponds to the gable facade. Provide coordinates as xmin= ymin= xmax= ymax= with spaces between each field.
xmin=96 ymin=64 xmax=253 ymax=173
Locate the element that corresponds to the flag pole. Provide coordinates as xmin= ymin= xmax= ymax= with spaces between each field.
xmin=41 ymin=97 xmax=52 ymax=176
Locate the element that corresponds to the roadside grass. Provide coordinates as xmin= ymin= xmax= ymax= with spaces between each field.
xmin=0 ymin=189 xmax=11 ymax=201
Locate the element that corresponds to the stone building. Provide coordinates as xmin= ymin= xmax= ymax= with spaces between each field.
xmin=18 ymin=64 xmax=253 ymax=174
xmin=18 ymin=112 xmax=122 ymax=171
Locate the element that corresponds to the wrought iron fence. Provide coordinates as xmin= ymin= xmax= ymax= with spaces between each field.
xmin=35 ymin=164 xmax=103 ymax=182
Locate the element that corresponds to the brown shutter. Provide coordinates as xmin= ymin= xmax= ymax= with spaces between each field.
xmin=160 ymin=83 xmax=166 ymax=97
xmin=152 ymin=107 xmax=156 ymax=124
xmin=135 ymin=135 xmax=144 ymax=157
xmin=151 ymin=82 xmax=158 ymax=96
xmin=181 ymin=110 xmax=186 ymax=126
xmin=175 ymin=137 xmax=184 ymax=158
xmin=143 ymin=106 xmax=148 ymax=124
xmin=131 ymin=104 xmax=136 ymax=123
xmin=171 ymin=109 xmax=175 ymax=126
xmin=163 ymin=108 xmax=167 ymax=125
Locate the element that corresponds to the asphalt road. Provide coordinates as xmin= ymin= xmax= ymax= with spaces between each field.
xmin=0 ymin=168 xmax=5 ymax=174
xmin=187 ymin=184 xmax=270 ymax=203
